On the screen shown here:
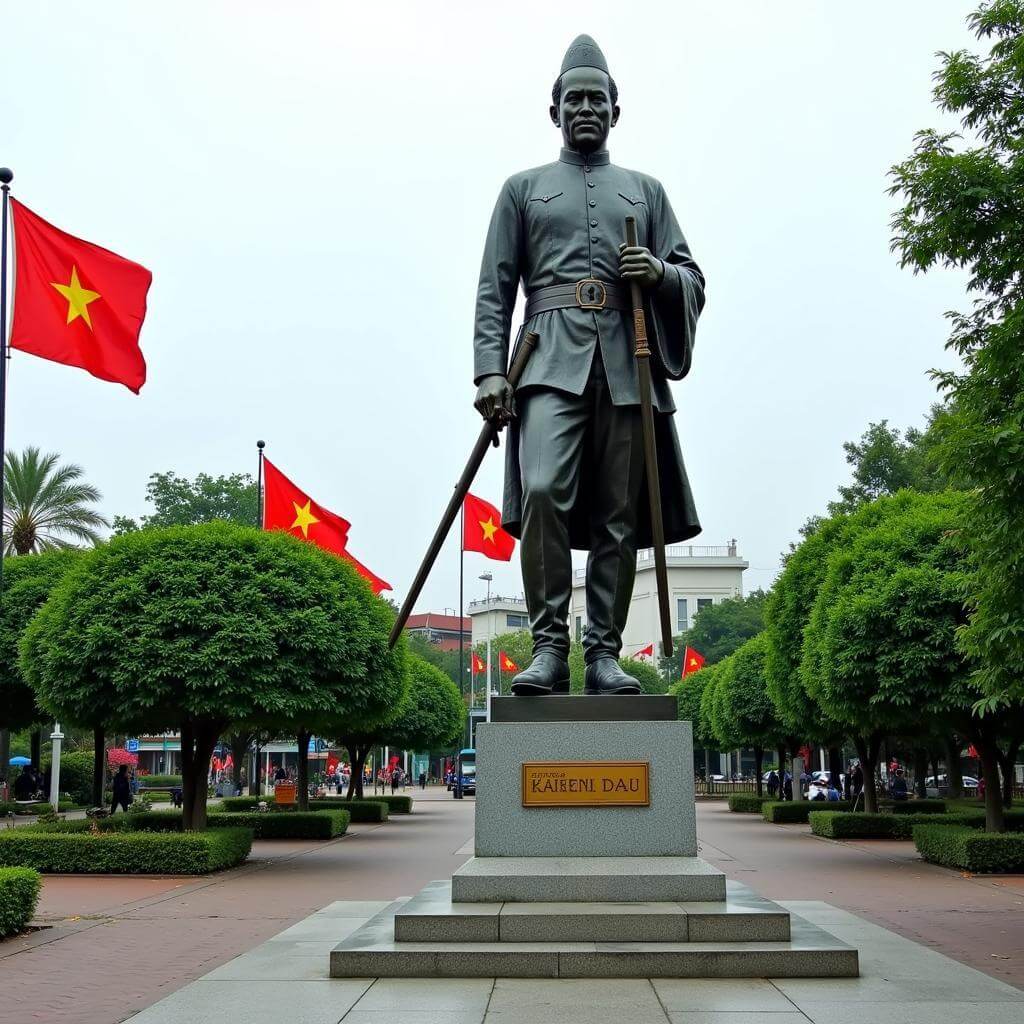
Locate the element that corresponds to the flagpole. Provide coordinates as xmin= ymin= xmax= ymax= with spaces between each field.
xmin=0 ymin=169 xmax=12 ymax=592
xmin=256 ymin=440 xmax=265 ymax=527
xmin=459 ymin=500 xmax=465 ymax=708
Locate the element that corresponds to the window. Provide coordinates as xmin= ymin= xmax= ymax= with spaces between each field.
xmin=696 ymin=598 xmax=713 ymax=616
xmin=676 ymin=598 xmax=688 ymax=633
xmin=575 ymin=615 xmax=583 ymax=641
xmin=506 ymin=613 xmax=528 ymax=629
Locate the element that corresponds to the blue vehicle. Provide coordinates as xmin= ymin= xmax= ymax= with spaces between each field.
xmin=456 ymin=748 xmax=476 ymax=796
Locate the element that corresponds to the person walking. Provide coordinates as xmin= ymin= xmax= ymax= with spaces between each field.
xmin=767 ymin=769 xmax=779 ymax=799
xmin=419 ymin=771 xmax=427 ymax=790
xmin=110 ymin=764 xmax=133 ymax=814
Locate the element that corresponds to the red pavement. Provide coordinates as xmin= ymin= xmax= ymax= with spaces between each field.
xmin=0 ymin=793 xmax=1022 ymax=1024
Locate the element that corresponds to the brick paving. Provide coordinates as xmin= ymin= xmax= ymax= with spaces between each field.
xmin=1 ymin=792 xmax=1022 ymax=1023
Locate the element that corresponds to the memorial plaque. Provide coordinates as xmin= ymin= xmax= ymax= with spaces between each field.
xmin=521 ymin=760 xmax=650 ymax=808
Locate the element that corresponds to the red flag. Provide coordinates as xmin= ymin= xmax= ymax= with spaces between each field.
xmin=262 ymin=457 xmax=391 ymax=593
xmin=340 ymin=548 xmax=392 ymax=595
xmin=635 ymin=643 xmax=654 ymax=660
xmin=681 ymin=646 xmax=706 ymax=678
xmin=499 ymin=651 xmax=519 ymax=672
xmin=471 ymin=652 xmax=485 ymax=674
xmin=262 ymin=457 xmax=349 ymax=554
xmin=9 ymin=199 xmax=151 ymax=393
xmin=463 ymin=492 xmax=515 ymax=561
xmin=326 ymin=753 xmax=340 ymax=776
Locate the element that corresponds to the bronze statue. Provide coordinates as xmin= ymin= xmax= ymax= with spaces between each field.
xmin=473 ymin=35 xmax=706 ymax=696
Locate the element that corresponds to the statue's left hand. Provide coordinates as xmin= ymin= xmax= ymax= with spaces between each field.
xmin=618 ymin=244 xmax=665 ymax=290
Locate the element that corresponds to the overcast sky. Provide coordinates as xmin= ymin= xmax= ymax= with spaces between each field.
xmin=2 ymin=2 xmax=974 ymax=614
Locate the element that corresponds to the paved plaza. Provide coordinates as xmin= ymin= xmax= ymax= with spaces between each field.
xmin=1 ymin=793 xmax=1022 ymax=1022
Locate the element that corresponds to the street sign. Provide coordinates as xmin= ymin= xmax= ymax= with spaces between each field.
xmin=126 ymin=738 xmax=140 ymax=753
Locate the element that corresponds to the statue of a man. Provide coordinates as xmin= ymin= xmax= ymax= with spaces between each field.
xmin=473 ymin=35 xmax=705 ymax=696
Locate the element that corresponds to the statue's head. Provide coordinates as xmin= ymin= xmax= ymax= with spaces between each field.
xmin=550 ymin=35 xmax=619 ymax=154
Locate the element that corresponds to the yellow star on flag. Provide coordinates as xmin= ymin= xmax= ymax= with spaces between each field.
xmin=51 ymin=265 xmax=101 ymax=330
xmin=689 ymin=657 xmax=699 ymax=669
xmin=290 ymin=500 xmax=320 ymax=538
xmin=480 ymin=517 xmax=498 ymax=543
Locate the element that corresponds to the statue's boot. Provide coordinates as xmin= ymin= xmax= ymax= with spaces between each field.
xmin=584 ymin=657 xmax=642 ymax=695
xmin=511 ymin=652 xmax=570 ymax=696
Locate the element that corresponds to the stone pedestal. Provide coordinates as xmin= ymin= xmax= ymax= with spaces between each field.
xmin=330 ymin=696 xmax=858 ymax=979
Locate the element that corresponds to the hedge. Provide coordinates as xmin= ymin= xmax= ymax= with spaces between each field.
xmin=137 ymin=775 xmax=182 ymax=788
xmin=728 ymin=794 xmax=772 ymax=813
xmin=0 ymin=801 xmax=79 ymax=816
xmin=0 ymin=867 xmax=41 ymax=937
xmin=220 ymin=796 xmax=261 ymax=812
xmin=221 ymin=794 xmax=409 ymax=815
xmin=123 ymin=810 xmax=349 ymax=839
xmin=887 ymin=799 xmax=946 ymax=815
xmin=762 ymin=800 xmax=853 ymax=823
xmin=44 ymin=750 xmax=94 ymax=806
xmin=809 ymin=811 xmax=981 ymax=840
xmin=0 ymin=827 xmax=252 ymax=874
xmin=914 ymin=824 xmax=1024 ymax=873
xmin=330 ymin=800 xmax=389 ymax=822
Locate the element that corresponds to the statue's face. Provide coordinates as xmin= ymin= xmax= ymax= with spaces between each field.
xmin=550 ymin=66 xmax=618 ymax=153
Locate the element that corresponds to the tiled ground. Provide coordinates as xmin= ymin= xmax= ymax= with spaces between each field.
xmin=123 ymin=900 xmax=1024 ymax=1024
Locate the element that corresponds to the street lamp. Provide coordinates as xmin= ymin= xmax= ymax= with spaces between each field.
xmin=479 ymin=573 xmax=493 ymax=722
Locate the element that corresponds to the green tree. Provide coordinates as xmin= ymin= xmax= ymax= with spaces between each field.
xmin=802 ymin=490 xmax=1021 ymax=826
xmin=705 ymin=634 xmax=782 ymax=795
xmin=3 ymin=447 xmax=107 ymax=555
xmin=660 ymin=590 xmax=767 ymax=680
xmin=406 ymin=633 xmax=465 ymax=695
xmin=473 ymin=630 xmax=534 ymax=701
xmin=22 ymin=523 xmax=405 ymax=828
xmin=890 ymin=2 xmax=1024 ymax=703
xmin=113 ymin=471 xmax=258 ymax=534
xmin=670 ymin=664 xmax=718 ymax=776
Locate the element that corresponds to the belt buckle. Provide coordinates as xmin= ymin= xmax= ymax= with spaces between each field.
xmin=576 ymin=278 xmax=607 ymax=310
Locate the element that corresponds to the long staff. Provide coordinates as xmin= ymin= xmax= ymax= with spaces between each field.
xmin=389 ymin=331 xmax=539 ymax=647
xmin=625 ymin=216 xmax=673 ymax=657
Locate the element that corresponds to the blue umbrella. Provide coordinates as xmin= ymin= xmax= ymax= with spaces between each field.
xmin=8 ymin=756 xmax=31 ymax=766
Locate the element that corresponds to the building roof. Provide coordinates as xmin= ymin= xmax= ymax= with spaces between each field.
xmin=404 ymin=613 xmax=471 ymax=633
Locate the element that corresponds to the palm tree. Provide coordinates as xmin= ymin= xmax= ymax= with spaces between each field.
xmin=3 ymin=447 xmax=108 ymax=555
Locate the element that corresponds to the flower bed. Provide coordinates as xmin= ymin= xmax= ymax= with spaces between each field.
xmin=0 ymin=867 xmax=41 ymax=937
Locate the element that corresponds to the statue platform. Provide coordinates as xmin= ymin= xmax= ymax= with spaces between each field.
xmin=330 ymin=696 xmax=858 ymax=979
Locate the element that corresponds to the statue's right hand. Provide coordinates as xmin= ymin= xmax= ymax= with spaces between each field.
xmin=474 ymin=375 xmax=516 ymax=423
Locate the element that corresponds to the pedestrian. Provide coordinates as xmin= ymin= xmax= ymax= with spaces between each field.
xmin=782 ymin=770 xmax=793 ymax=801
xmin=851 ymin=763 xmax=863 ymax=798
xmin=826 ymin=779 xmax=841 ymax=802
xmin=890 ymin=769 xmax=909 ymax=801
xmin=390 ymin=768 xmax=401 ymax=795
xmin=274 ymin=764 xmax=287 ymax=783
xmin=110 ymin=764 xmax=133 ymax=814
xmin=767 ymin=769 xmax=779 ymax=799
xmin=419 ymin=771 xmax=427 ymax=790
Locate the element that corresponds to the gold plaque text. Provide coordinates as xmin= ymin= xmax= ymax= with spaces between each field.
xmin=521 ymin=761 xmax=650 ymax=808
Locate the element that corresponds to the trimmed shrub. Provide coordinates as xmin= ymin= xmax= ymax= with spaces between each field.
xmin=332 ymin=799 xmax=389 ymax=822
xmin=0 ymin=801 xmax=78 ymax=816
xmin=0 ymin=827 xmax=252 ymax=874
xmin=368 ymin=795 xmax=412 ymax=814
xmin=728 ymin=794 xmax=771 ymax=813
xmin=886 ymin=799 xmax=946 ymax=815
xmin=0 ymin=867 xmax=41 ymax=936
xmin=762 ymin=800 xmax=853 ymax=823
xmin=809 ymin=811 xmax=981 ymax=840
xmin=914 ymin=824 xmax=1024 ymax=873
xmin=44 ymin=750 xmax=93 ymax=806
xmin=220 ymin=796 xmax=260 ymax=812
xmin=137 ymin=775 xmax=183 ymax=788
xmin=122 ymin=809 xmax=350 ymax=839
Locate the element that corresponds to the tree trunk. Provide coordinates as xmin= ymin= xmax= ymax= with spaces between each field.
xmin=945 ymin=735 xmax=964 ymax=799
xmin=854 ymin=735 xmax=881 ymax=814
xmin=997 ymin=739 xmax=1020 ymax=809
xmin=344 ymin=745 xmax=366 ymax=800
xmin=828 ymin=746 xmax=843 ymax=793
xmin=92 ymin=726 xmax=105 ymax=806
xmin=180 ymin=720 xmax=220 ymax=830
xmin=30 ymin=728 xmax=42 ymax=769
xmin=913 ymin=747 xmax=928 ymax=799
xmin=977 ymin=741 xmax=1005 ymax=833
xmin=754 ymin=747 xmax=764 ymax=796
xmin=249 ymin=740 xmax=261 ymax=797
xmin=296 ymin=729 xmax=311 ymax=811
xmin=0 ymin=729 xmax=9 ymax=792
xmin=229 ymin=733 xmax=250 ymax=795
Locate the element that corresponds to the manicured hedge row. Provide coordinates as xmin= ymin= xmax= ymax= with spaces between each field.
xmin=0 ymin=827 xmax=252 ymax=874
xmin=887 ymin=799 xmax=946 ymax=815
xmin=220 ymin=796 xmax=261 ymax=811
xmin=220 ymin=795 xmax=408 ymax=816
xmin=0 ymin=867 xmax=41 ymax=937
xmin=809 ymin=811 xmax=980 ymax=840
xmin=116 ymin=810 xmax=350 ymax=839
xmin=318 ymin=800 xmax=388 ymax=822
xmin=914 ymin=824 xmax=1024 ymax=873
xmin=138 ymin=775 xmax=183 ymax=787
xmin=762 ymin=800 xmax=853 ymax=823
xmin=0 ymin=801 xmax=79 ymax=816
xmin=728 ymin=794 xmax=772 ymax=813
xmin=361 ymin=795 xmax=412 ymax=814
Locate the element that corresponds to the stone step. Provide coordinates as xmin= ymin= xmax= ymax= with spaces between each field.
xmin=393 ymin=880 xmax=790 ymax=943
xmin=451 ymin=856 xmax=727 ymax=904
xmin=330 ymin=900 xmax=857 ymax=979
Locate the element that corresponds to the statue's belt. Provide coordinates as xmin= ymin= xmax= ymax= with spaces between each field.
xmin=524 ymin=279 xmax=630 ymax=318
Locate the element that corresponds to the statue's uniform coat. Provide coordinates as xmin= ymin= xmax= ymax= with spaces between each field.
xmin=475 ymin=148 xmax=705 ymax=551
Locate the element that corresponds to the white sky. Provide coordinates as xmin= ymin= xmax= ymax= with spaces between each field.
xmin=2 ymin=1 xmax=973 ymax=613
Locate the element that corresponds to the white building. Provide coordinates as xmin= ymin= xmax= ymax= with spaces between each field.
xmin=469 ymin=541 xmax=747 ymax=657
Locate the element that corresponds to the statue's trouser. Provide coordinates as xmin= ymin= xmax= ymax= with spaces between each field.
xmin=517 ymin=349 xmax=644 ymax=664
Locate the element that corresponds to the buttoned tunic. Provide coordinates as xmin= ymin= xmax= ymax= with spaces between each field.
xmin=473 ymin=147 xmax=706 ymax=549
